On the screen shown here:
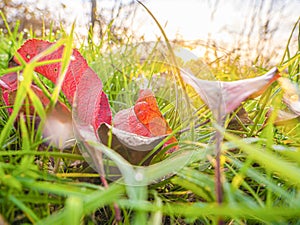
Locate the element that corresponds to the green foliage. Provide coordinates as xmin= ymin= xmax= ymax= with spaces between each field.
xmin=0 ymin=11 xmax=300 ymax=225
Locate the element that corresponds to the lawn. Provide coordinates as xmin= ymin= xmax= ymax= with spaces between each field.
xmin=0 ymin=8 xmax=300 ymax=225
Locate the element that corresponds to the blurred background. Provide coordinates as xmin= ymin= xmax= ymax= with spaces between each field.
xmin=1 ymin=0 xmax=299 ymax=66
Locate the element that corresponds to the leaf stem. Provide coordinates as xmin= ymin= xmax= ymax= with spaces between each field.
xmin=215 ymin=124 xmax=224 ymax=225
xmin=100 ymin=175 xmax=121 ymax=222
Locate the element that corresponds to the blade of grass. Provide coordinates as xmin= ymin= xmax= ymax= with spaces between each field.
xmin=0 ymin=63 xmax=35 ymax=147
xmin=37 ymin=183 xmax=125 ymax=225
xmin=48 ymin=24 xmax=74 ymax=108
xmin=0 ymin=11 xmax=13 ymax=38
xmin=64 ymin=197 xmax=83 ymax=225
xmin=227 ymin=156 xmax=295 ymax=204
xmin=8 ymin=194 xmax=40 ymax=223
xmin=280 ymin=17 xmax=300 ymax=65
xmin=224 ymin=131 xmax=300 ymax=188
xmin=117 ymin=200 xmax=300 ymax=221
xmin=0 ymin=150 xmax=83 ymax=160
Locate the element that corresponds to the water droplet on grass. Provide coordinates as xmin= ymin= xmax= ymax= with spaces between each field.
xmin=135 ymin=172 xmax=143 ymax=181
xmin=18 ymin=75 xmax=24 ymax=82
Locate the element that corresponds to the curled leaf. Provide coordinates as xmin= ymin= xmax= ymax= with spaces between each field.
xmin=113 ymin=89 xmax=178 ymax=154
xmin=267 ymin=108 xmax=299 ymax=126
xmin=0 ymin=72 xmax=63 ymax=114
xmin=267 ymin=77 xmax=300 ymax=129
xmin=180 ymin=67 xmax=280 ymax=116
xmin=3 ymin=39 xmax=183 ymax=181
xmin=0 ymin=72 xmax=19 ymax=114
xmin=15 ymin=39 xmax=112 ymax=128
xmin=15 ymin=39 xmax=88 ymax=104
xmin=278 ymin=77 xmax=300 ymax=115
xmin=2 ymin=39 xmax=112 ymax=149
xmin=74 ymin=87 xmax=179 ymax=165
xmin=74 ymin=68 xmax=112 ymax=131
xmin=43 ymin=103 xmax=74 ymax=149
xmin=98 ymin=123 xmax=168 ymax=165
xmin=0 ymin=72 xmax=74 ymax=148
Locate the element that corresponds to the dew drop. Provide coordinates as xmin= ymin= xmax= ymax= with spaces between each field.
xmin=135 ymin=172 xmax=143 ymax=181
xmin=18 ymin=75 xmax=24 ymax=82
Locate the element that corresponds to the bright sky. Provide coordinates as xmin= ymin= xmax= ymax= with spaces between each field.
xmin=137 ymin=0 xmax=299 ymax=40
xmin=39 ymin=0 xmax=300 ymax=61
xmin=53 ymin=1 xmax=299 ymax=38
xmin=136 ymin=0 xmax=299 ymax=52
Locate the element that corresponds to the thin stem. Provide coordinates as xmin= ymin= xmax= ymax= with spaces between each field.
xmin=214 ymin=101 xmax=224 ymax=225
xmin=215 ymin=130 xmax=223 ymax=205
xmin=178 ymin=119 xmax=210 ymax=135
xmin=100 ymin=175 xmax=121 ymax=222
xmin=215 ymin=126 xmax=224 ymax=225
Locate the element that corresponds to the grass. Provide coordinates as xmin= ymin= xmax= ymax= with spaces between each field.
xmin=0 ymin=8 xmax=300 ymax=225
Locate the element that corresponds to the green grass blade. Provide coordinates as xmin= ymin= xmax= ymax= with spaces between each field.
xmin=8 ymin=194 xmax=40 ymax=223
xmin=64 ymin=197 xmax=83 ymax=225
xmin=224 ymin=131 xmax=300 ymax=188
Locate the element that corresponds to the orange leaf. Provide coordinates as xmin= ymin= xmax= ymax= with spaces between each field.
xmin=114 ymin=89 xmax=178 ymax=153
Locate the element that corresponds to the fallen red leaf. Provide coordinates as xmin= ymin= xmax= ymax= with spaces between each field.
xmin=2 ymin=39 xmax=178 ymax=166
xmin=0 ymin=72 xmax=74 ymax=148
xmin=15 ymin=39 xmax=88 ymax=104
xmin=15 ymin=39 xmax=112 ymax=130
xmin=98 ymin=123 xmax=170 ymax=165
xmin=0 ymin=72 xmax=19 ymax=114
xmin=0 ymin=72 xmax=68 ymax=114
xmin=113 ymin=89 xmax=178 ymax=153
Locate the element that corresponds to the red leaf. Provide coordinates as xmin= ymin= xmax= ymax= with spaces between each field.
xmin=1 ymin=39 xmax=112 ymax=148
xmin=98 ymin=123 xmax=169 ymax=165
xmin=0 ymin=73 xmax=19 ymax=113
xmin=0 ymin=72 xmax=74 ymax=148
xmin=15 ymin=39 xmax=112 ymax=129
xmin=113 ymin=89 xmax=178 ymax=153
xmin=134 ymin=89 xmax=171 ymax=136
xmin=75 ymin=67 xmax=112 ymax=130
xmin=15 ymin=39 xmax=89 ymax=104
xmin=6 ymin=39 xmax=180 ymax=168
xmin=114 ymin=107 xmax=152 ymax=137
xmin=0 ymin=72 xmax=57 ymax=112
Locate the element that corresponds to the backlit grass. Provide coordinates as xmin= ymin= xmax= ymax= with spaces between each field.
xmin=0 ymin=9 xmax=300 ymax=225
